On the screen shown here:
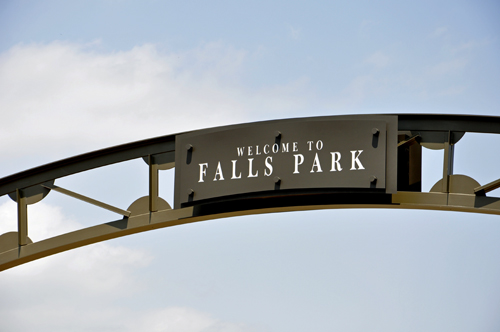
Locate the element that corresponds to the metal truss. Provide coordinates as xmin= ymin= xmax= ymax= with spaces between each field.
xmin=1 ymin=114 xmax=499 ymax=271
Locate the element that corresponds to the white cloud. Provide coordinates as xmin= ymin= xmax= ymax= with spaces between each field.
xmin=438 ymin=85 xmax=466 ymax=96
xmin=329 ymin=75 xmax=375 ymax=109
xmin=0 ymin=200 xmax=151 ymax=282
xmin=287 ymin=25 xmax=302 ymax=40
xmin=130 ymin=307 xmax=250 ymax=332
xmin=0 ymin=200 xmax=81 ymax=241
xmin=449 ymin=39 xmax=491 ymax=55
xmin=364 ymin=51 xmax=390 ymax=69
xmin=0 ymin=41 xmax=310 ymax=175
xmin=359 ymin=20 xmax=377 ymax=38
xmin=0 ymin=200 xmax=248 ymax=331
xmin=0 ymin=199 xmax=149 ymax=330
xmin=426 ymin=58 xmax=467 ymax=77
xmin=431 ymin=26 xmax=448 ymax=38
xmin=0 ymin=42 xmax=241 ymax=158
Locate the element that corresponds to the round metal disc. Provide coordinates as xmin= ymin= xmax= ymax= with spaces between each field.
xmin=430 ymin=174 xmax=480 ymax=194
xmin=8 ymin=180 xmax=55 ymax=205
xmin=126 ymin=196 xmax=171 ymax=217
xmin=0 ymin=232 xmax=33 ymax=253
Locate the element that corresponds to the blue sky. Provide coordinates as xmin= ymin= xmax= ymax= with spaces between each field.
xmin=0 ymin=1 xmax=500 ymax=331
xmin=2 ymin=0 xmax=499 ymax=120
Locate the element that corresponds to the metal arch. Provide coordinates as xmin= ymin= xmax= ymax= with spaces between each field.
xmin=1 ymin=114 xmax=500 ymax=271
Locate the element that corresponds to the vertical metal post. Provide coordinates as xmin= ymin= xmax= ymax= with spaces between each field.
xmin=17 ymin=189 xmax=28 ymax=246
xmin=442 ymin=131 xmax=454 ymax=193
xmin=149 ymin=155 xmax=158 ymax=212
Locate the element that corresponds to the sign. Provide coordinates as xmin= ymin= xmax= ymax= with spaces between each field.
xmin=174 ymin=117 xmax=396 ymax=208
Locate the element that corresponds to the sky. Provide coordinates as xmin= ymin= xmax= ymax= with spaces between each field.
xmin=0 ymin=0 xmax=500 ymax=331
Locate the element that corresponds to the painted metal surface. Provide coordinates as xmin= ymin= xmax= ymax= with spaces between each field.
xmin=175 ymin=118 xmax=394 ymax=208
xmin=0 ymin=114 xmax=499 ymax=271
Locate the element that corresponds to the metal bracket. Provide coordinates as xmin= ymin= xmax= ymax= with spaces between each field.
xmin=149 ymin=155 xmax=159 ymax=212
xmin=442 ymin=131 xmax=455 ymax=193
xmin=17 ymin=189 xmax=28 ymax=246
xmin=397 ymin=135 xmax=421 ymax=147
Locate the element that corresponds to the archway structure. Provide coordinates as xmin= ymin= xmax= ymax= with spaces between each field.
xmin=1 ymin=114 xmax=499 ymax=271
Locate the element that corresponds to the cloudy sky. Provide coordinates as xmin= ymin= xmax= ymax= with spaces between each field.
xmin=1 ymin=1 xmax=500 ymax=331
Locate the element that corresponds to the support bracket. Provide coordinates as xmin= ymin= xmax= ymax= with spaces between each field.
xmin=149 ymin=155 xmax=159 ymax=212
xmin=16 ymin=189 xmax=28 ymax=246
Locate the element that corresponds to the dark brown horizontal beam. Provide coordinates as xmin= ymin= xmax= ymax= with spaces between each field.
xmin=398 ymin=114 xmax=500 ymax=134
xmin=0 ymin=135 xmax=175 ymax=197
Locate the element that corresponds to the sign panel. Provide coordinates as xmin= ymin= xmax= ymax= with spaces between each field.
xmin=175 ymin=118 xmax=393 ymax=208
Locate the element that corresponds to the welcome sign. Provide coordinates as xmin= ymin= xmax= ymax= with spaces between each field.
xmin=174 ymin=117 xmax=397 ymax=208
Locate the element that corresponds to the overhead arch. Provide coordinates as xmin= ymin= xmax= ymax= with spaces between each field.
xmin=1 ymin=114 xmax=499 ymax=271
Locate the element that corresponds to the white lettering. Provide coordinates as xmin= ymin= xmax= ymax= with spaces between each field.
xmin=237 ymin=147 xmax=245 ymax=157
xmin=307 ymin=141 xmax=314 ymax=151
xmin=350 ymin=150 xmax=365 ymax=170
xmin=281 ymin=142 xmax=289 ymax=153
xmin=256 ymin=145 xmax=261 ymax=155
xmin=231 ymin=160 xmax=241 ymax=179
xmin=264 ymin=156 xmax=273 ymax=176
xmin=264 ymin=144 xmax=270 ymax=154
xmin=272 ymin=143 xmax=279 ymax=153
xmin=248 ymin=146 xmax=253 ymax=156
xmin=248 ymin=158 xmax=258 ymax=177
xmin=213 ymin=162 xmax=225 ymax=181
xmin=293 ymin=142 xmax=298 ymax=152
xmin=330 ymin=152 xmax=342 ymax=171
xmin=293 ymin=154 xmax=304 ymax=174
xmin=316 ymin=140 xmax=323 ymax=150
xmin=310 ymin=153 xmax=323 ymax=173
xmin=198 ymin=163 xmax=208 ymax=182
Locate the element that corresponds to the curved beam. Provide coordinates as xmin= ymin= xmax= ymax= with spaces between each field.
xmin=1 ymin=191 xmax=500 ymax=271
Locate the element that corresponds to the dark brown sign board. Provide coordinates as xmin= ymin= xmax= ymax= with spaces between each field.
xmin=174 ymin=115 xmax=398 ymax=208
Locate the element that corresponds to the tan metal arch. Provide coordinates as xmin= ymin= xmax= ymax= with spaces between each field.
xmin=1 ymin=114 xmax=499 ymax=271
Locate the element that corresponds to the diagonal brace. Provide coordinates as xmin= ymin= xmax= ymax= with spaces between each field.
xmin=41 ymin=183 xmax=131 ymax=217
xmin=397 ymin=135 xmax=421 ymax=147
xmin=474 ymin=178 xmax=500 ymax=196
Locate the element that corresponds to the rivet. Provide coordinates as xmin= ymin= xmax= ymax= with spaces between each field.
xmin=274 ymin=131 xmax=282 ymax=138
xmin=187 ymin=188 xmax=194 ymax=196
xmin=370 ymin=175 xmax=377 ymax=183
xmin=186 ymin=144 xmax=193 ymax=151
xmin=372 ymin=128 xmax=380 ymax=136
xmin=274 ymin=176 xmax=281 ymax=184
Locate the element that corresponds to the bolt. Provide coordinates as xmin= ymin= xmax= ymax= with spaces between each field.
xmin=370 ymin=175 xmax=377 ymax=183
xmin=372 ymin=128 xmax=380 ymax=136
xmin=185 ymin=144 xmax=193 ymax=151
xmin=274 ymin=176 xmax=281 ymax=184
xmin=274 ymin=131 xmax=282 ymax=138
xmin=187 ymin=188 xmax=194 ymax=196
